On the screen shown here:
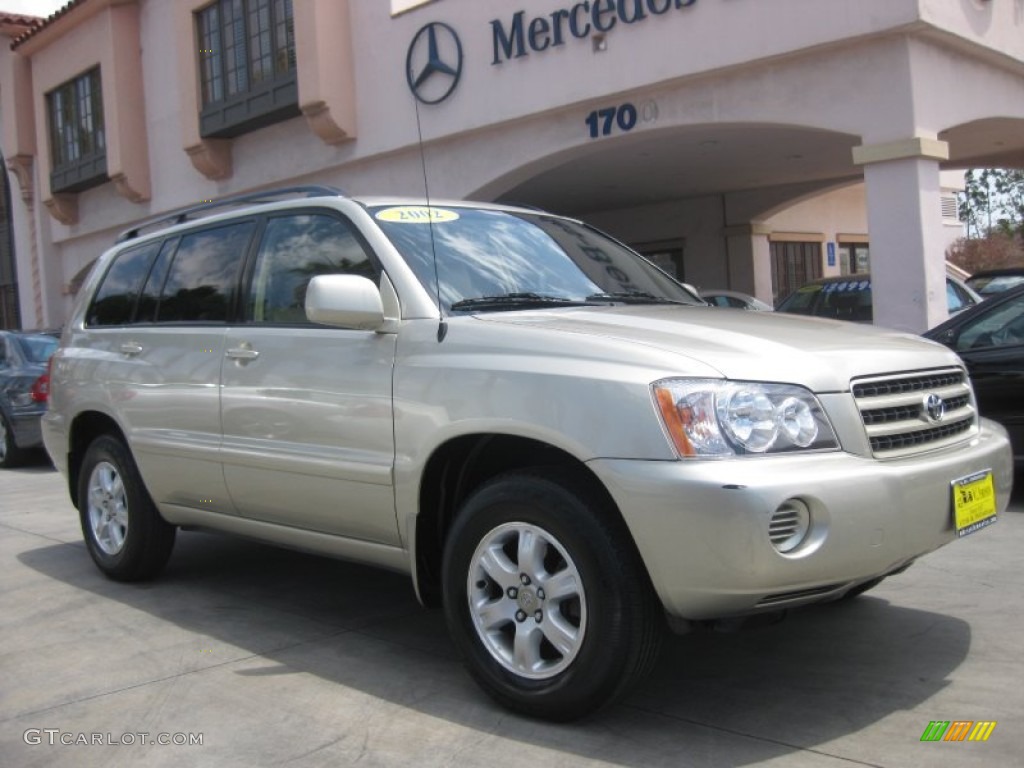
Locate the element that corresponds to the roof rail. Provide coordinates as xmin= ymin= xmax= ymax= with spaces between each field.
xmin=115 ymin=185 xmax=345 ymax=243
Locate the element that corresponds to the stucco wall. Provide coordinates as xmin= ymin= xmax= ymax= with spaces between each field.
xmin=1 ymin=0 xmax=1020 ymax=326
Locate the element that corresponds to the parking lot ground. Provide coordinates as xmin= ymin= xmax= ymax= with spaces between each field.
xmin=1 ymin=462 xmax=1022 ymax=768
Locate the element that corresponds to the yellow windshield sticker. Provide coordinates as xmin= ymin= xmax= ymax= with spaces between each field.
xmin=375 ymin=206 xmax=460 ymax=224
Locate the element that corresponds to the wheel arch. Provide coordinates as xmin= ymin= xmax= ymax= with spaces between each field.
xmin=412 ymin=433 xmax=647 ymax=608
xmin=67 ymin=411 xmax=128 ymax=509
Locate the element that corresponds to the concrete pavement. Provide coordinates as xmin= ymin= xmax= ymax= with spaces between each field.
xmin=1 ymin=459 xmax=1021 ymax=767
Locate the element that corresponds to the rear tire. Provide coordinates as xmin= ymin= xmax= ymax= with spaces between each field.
xmin=442 ymin=469 xmax=663 ymax=721
xmin=78 ymin=435 xmax=176 ymax=581
xmin=0 ymin=413 xmax=27 ymax=468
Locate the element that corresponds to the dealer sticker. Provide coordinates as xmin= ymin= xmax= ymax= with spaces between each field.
xmin=375 ymin=206 xmax=460 ymax=224
xmin=952 ymin=470 xmax=997 ymax=537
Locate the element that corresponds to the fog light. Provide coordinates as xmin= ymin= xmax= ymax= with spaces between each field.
xmin=769 ymin=499 xmax=811 ymax=553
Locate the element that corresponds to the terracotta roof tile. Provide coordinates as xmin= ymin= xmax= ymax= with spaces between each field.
xmin=0 ymin=11 xmax=42 ymax=32
xmin=10 ymin=0 xmax=86 ymax=50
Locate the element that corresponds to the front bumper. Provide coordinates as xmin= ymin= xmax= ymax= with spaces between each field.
xmin=590 ymin=419 xmax=1013 ymax=621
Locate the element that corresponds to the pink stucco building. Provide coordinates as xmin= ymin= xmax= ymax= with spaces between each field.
xmin=1 ymin=0 xmax=1022 ymax=331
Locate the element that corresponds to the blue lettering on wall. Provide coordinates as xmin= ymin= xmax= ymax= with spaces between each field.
xmin=491 ymin=0 xmax=698 ymax=65
xmin=585 ymin=103 xmax=639 ymax=139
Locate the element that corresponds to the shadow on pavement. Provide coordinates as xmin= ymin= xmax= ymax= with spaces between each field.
xmin=17 ymin=528 xmax=972 ymax=766
xmin=5 ymin=450 xmax=55 ymax=473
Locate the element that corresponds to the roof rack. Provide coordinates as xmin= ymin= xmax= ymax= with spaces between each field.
xmin=115 ymin=185 xmax=345 ymax=243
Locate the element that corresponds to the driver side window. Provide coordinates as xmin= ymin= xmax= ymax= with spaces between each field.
xmin=247 ymin=213 xmax=377 ymax=324
xmin=956 ymin=297 xmax=1024 ymax=351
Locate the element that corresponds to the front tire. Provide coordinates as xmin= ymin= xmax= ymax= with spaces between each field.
xmin=442 ymin=469 xmax=663 ymax=721
xmin=78 ymin=435 xmax=176 ymax=581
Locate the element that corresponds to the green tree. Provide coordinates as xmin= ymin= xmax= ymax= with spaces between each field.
xmin=959 ymin=168 xmax=1024 ymax=239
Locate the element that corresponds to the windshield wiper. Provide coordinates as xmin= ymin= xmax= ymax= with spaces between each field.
xmin=585 ymin=291 xmax=689 ymax=305
xmin=449 ymin=293 xmax=587 ymax=312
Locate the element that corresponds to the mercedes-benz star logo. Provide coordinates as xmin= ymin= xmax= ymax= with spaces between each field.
xmin=924 ymin=393 xmax=946 ymax=423
xmin=406 ymin=22 xmax=463 ymax=105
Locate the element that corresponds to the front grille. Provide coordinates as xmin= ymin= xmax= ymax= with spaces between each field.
xmin=861 ymin=394 xmax=971 ymax=425
xmin=852 ymin=368 xmax=976 ymax=459
xmin=853 ymin=371 xmax=963 ymax=398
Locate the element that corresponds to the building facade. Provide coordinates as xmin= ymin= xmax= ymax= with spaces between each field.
xmin=1 ymin=0 xmax=1022 ymax=331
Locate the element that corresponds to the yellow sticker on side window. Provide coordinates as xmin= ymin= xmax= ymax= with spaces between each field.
xmin=375 ymin=206 xmax=460 ymax=224
xmin=952 ymin=470 xmax=997 ymax=538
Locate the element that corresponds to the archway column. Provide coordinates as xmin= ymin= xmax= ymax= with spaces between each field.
xmin=722 ymin=222 xmax=773 ymax=304
xmin=853 ymin=136 xmax=949 ymax=333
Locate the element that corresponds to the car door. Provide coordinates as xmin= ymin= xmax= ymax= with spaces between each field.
xmin=951 ymin=292 xmax=1024 ymax=459
xmin=105 ymin=224 xmax=256 ymax=514
xmin=219 ymin=211 xmax=400 ymax=544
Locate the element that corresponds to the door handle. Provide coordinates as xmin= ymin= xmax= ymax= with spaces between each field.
xmin=119 ymin=342 xmax=143 ymax=357
xmin=225 ymin=345 xmax=260 ymax=363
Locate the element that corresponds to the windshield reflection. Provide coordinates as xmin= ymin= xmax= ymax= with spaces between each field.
xmin=371 ymin=206 xmax=701 ymax=312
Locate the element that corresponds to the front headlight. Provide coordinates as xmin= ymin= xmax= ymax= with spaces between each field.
xmin=652 ymin=379 xmax=839 ymax=457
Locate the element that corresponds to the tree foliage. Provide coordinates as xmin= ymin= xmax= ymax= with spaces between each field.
xmin=951 ymin=169 xmax=1024 ymax=273
xmin=958 ymin=168 xmax=1024 ymax=239
xmin=947 ymin=231 xmax=1024 ymax=274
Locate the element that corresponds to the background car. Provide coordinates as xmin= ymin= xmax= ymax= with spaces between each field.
xmin=965 ymin=267 xmax=1024 ymax=298
xmin=776 ymin=273 xmax=980 ymax=322
xmin=700 ymin=289 xmax=773 ymax=311
xmin=925 ymin=283 xmax=1024 ymax=468
xmin=0 ymin=330 xmax=59 ymax=468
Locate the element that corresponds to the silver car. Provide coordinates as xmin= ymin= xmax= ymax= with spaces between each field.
xmin=43 ymin=188 xmax=1013 ymax=720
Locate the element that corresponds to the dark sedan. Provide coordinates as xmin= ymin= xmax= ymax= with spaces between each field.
xmin=777 ymin=274 xmax=979 ymax=322
xmin=925 ymin=284 xmax=1024 ymax=467
xmin=0 ymin=330 xmax=59 ymax=467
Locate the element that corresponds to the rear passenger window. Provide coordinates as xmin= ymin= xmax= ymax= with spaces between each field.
xmin=247 ymin=214 xmax=377 ymax=324
xmin=157 ymin=223 xmax=255 ymax=323
xmin=135 ymin=238 xmax=178 ymax=324
xmin=86 ymin=242 xmax=161 ymax=326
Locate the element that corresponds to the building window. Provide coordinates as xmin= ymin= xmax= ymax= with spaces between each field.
xmin=770 ymin=241 xmax=822 ymax=305
xmin=197 ymin=0 xmax=300 ymax=139
xmin=47 ymin=68 xmax=107 ymax=194
xmin=0 ymin=167 xmax=18 ymax=328
xmin=634 ymin=240 xmax=685 ymax=280
xmin=839 ymin=243 xmax=870 ymax=276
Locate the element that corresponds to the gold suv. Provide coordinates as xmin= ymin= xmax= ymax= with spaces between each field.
xmin=43 ymin=188 xmax=1013 ymax=720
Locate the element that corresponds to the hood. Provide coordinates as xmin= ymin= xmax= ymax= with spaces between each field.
xmin=477 ymin=305 xmax=961 ymax=392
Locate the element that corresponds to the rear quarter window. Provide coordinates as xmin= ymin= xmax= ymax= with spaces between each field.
xmin=86 ymin=242 xmax=162 ymax=326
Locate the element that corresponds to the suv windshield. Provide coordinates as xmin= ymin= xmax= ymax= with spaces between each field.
xmin=370 ymin=205 xmax=702 ymax=312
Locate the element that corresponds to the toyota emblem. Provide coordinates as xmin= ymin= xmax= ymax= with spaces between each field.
xmin=923 ymin=393 xmax=946 ymax=423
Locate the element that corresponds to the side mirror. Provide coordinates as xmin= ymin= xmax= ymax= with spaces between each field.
xmin=305 ymin=275 xmax=388 ymax=331
xmin=932 ymin=327 xmax=959 ymax=348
